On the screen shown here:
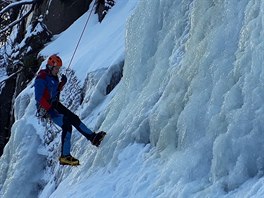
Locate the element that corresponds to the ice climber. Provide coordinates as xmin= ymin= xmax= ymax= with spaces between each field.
xmin=34 ymin=54 xmax=106 ymax=166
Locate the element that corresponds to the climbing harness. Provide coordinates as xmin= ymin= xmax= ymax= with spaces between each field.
xmin=36 ymin=106 xmax=61 ymax=143
xmin=36 ymin=106 xmax=51 ymax=124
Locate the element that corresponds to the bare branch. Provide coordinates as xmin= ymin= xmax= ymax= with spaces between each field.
xmin=0 ymin=5 xmax=34 ymax=35
xmin=0 ymin=0 xmax=36 ymax=16
xmin=0 ymin=67 xmax=23 ymax=87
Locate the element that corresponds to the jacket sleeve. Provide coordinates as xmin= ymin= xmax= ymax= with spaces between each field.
xmin=34 ymin=75 xmax=52 ymax=111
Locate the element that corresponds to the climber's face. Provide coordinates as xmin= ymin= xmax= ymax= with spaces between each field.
xmin=51 ymin=66 xmax=60 ymax=76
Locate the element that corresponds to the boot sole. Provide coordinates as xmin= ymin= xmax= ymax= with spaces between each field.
xmin=59 ymin=161 xmax=80 ymax=166
xmin=59 ymin=158 xmax=80 ymax=166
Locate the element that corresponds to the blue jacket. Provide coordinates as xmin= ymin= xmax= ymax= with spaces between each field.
xmin=34 ymin=69 xmax=62 ymax=111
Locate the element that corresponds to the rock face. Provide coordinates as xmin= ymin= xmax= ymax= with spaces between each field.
xmin=39 ymin=0 xmax=92 ymax=34
xmin=0 ymin=78 xmax=16 ymax=156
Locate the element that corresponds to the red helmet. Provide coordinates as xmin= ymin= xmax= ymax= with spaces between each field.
xmin=47 ymin=55 xmax=62 ymax=67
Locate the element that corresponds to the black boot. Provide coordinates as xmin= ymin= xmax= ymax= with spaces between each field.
xmin=90 ymin=131 xmax=106 ymax=147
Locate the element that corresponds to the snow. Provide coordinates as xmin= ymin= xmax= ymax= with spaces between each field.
xmin=2 ymin=0 xmax=264 ymax=197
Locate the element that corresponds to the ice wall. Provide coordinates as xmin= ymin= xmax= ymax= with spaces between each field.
xmin=0 ymin=89 xmax=46 ymax=198
xmin=101 ymin=0 xmax=264 ymax=194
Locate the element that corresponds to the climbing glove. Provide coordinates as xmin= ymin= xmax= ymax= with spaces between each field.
xmin=61 ymin=74 xmax=67 ymax=84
